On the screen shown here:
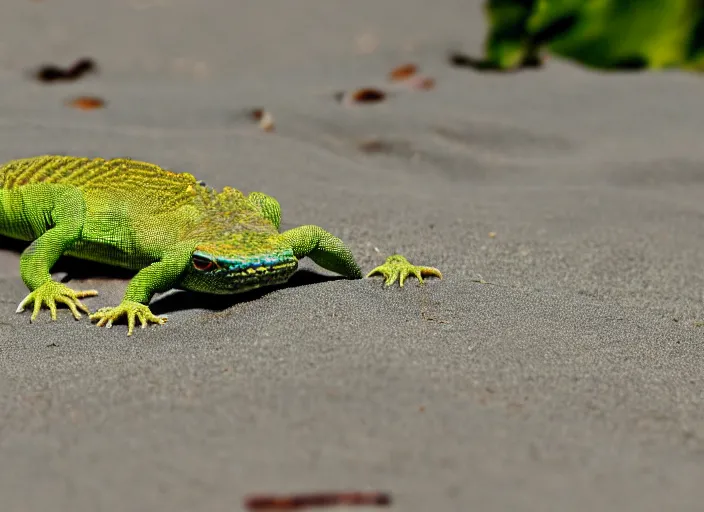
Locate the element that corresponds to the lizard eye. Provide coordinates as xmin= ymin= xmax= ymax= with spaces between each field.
xmin=192 ymin=255 xmax=215 ymax=272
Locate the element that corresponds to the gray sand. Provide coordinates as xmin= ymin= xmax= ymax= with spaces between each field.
xmin=1 ymin=1 xmax=704 ymax=511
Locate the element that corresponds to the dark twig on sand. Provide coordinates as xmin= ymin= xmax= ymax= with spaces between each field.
xmin=35 ymin=57 xmax=97 ymax=83
xmin=244 ymin=491 xmax=392 ymax=510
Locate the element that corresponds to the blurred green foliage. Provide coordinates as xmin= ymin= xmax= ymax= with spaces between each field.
xmin=480 ymin=0 xmax=704 ymax=71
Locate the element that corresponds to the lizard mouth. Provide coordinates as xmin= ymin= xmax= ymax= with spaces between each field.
xmin=211 ymin=250 xmax=298 ymax=292
xmin=221 ymin=259 xmax=298 ymax=287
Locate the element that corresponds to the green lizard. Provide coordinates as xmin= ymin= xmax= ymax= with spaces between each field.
xmin=0 ymin=155 xmax=442 ymax=335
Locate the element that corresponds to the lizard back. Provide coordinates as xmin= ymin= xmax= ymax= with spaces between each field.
xmin=0 ymin=155 xmax=200 ymax=214
xmin=0 ymin=155 xmax=281 ymax=266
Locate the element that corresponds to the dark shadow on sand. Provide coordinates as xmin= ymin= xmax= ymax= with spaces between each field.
xmin=149 ymin=270 xmax=345 ymax=315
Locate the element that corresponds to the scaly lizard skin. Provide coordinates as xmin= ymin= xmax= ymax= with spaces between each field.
xmin=0 ymin=155 xmax=442 ymax=335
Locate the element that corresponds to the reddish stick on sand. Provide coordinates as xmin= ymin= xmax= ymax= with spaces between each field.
xmin=244 ymin=491 xmax=392 ymax=510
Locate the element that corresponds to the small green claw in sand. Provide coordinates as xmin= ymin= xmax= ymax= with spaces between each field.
xmin=16 ymin=281 xmax=98 ymax=322
xmin=90 ymin=300 xmax=168 ymax=336
xmin=366 ymin=254 xmax=443 ymax=287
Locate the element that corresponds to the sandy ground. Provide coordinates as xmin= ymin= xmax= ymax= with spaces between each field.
xmin=1 ymin=1 xmax=704 ymax=511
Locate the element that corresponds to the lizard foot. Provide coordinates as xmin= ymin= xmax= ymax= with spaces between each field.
xmin=16 ymin=280 xmax=98 ymax=321
xmin=366 ymin=254 xmax=442 ymax=287
xmin=90 ymin=300 xmax=167 ymax=336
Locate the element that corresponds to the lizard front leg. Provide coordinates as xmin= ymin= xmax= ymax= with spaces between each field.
xmin=89 ymin=244 xmax=193 ymax=336
xmin=280 ymin=225 xmax=362 ymax=279
xmin=280 ymin=225 xmax=441 ymax=287
xmin=15 ymin=187 xmax=98 ymax=321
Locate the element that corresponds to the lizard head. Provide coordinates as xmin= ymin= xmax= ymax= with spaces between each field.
xmin=179 ymin=233 xmax=298 ymax=294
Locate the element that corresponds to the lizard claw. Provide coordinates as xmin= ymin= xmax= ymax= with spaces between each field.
xmin=366 ymin=254 xmax=442 ymax=287
xmin=16 ymin=280 xmax=98 ymax=321
xmin=90 ymin=300 xmax=167 ymax=336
